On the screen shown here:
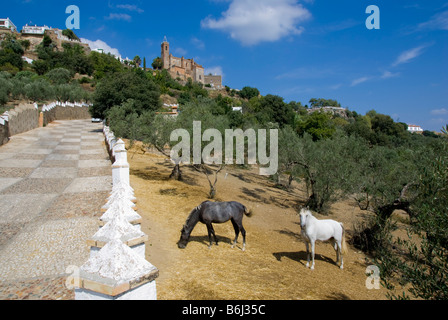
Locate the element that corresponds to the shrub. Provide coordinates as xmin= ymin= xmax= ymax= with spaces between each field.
xmin=46 ymin=68 xmax=72 ymax=84
xmin=24 ymin=79 xmax=54 ymax=102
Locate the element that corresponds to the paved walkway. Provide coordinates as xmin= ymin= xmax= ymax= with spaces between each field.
xmin=0 ymin=120 xmax=112 ymax=300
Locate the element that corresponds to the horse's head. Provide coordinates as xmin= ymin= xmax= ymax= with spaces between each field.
xmin=177 ymin=225 xmax=190 ymax=249
xmin=299 ymin=208 xmax=311 ymax=228
xmin=178 ymin=205 xmax=202 ymax=249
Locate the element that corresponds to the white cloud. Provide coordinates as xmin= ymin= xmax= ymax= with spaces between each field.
xmin=381 ymin=70 xmax=400 ymax=79
xmin=392 ymin=45 xmax=427 ymax=66
xmin=201 ymin=0 xmax=311 ymax=46
xmin=329 ymin=83 xmax=343 ymax=90
xmin=81 ymin=38 xmax=121 ymax=58
xmin=174 ymin=47 xmax=188 ymax=56
xmin=350 ymin=76 xmax=370 ymax=87
xmin=205 ymin=66 xmax=224 ymax=78
xmin=191 ymin=37 xmax=205 ymax=50
xmin=116 ymin=4 xmax=144 ymax=13
xmin=418 ymin=10 xmax=448 ymax=31
xmin=430 ymin=108 xmax=448 ymax=115
xmin=105 ymin=13 xmax=132 ymax=22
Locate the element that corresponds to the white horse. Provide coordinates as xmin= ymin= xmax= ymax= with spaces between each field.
xmin=299 ymin=208 xmax=347 ymax=270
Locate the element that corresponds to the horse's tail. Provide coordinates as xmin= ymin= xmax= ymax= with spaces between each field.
xmin=340 ymin=223 xmax=348 ymax=254
xmin=243 ymin=205 xmax=253 ymax=218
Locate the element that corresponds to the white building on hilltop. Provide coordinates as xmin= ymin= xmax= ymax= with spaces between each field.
xmin=0 ymin=18 xmax=17 ymax=33
xmin=408 ymin=124 xmax=424 ymax=133
xmin=22 ymin=24 xmax=51 ymax=35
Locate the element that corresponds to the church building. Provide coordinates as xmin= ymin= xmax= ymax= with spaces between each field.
xmin=161 ymin=37 xmax=205 ymax=84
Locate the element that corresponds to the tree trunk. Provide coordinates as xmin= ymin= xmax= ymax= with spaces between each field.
xmin=169 ymin=163 xmax=182 ymax=181
xmin=353 ymin=199 xmax=411 ymax=253
xmin=288 ymin=174 xmax=294 ymax=189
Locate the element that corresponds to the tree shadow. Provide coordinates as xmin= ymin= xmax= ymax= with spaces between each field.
xmin=130 ymin=167 xmax=168 ymax=182
xmin=241 ymin=187 xmax=271 ymax=204
xmin=230 ymin=172 xmax=252 ymax=183
xmin=277 ymin=227 xmax=301 ymax=241
xmin=130 ymin=165 xmax=199 ymax=186
xmin=325 ymin=292 xmax=352 ymax=300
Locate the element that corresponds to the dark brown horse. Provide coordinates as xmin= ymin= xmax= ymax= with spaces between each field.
xmin=178 ymin=201 xmax=253 ymax=251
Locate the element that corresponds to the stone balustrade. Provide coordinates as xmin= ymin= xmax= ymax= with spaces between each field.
xmin=74 ymin=124 xmax=158 ymax=300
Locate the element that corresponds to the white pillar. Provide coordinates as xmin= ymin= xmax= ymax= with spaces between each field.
xmin=99 ymin=195 xmax=142 ymax=230
xmin=88 ymin=212 xmax=148 ymax=259
xmin=112 ymin=139 xmax=130 ymax=186
xmin=75 ymin=239 xmax=158 ymax=300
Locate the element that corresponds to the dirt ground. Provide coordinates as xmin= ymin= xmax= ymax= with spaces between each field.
xmin=127 ymin=142 xmax=392 ymax=300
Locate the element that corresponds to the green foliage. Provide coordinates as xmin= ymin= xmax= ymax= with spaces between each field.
xmin=62 ymin=29 xmax=80 ymax=41
xmin=61 ymin=43 xmax=94 ymax=76
xmin=152 ymin=57 xmax=163 ymax=70
xmin=46 ymin=68 xmax=72 ymax=85
xmin=368 ymin=111 xmax=409 ymax=146
xmin=33 ymin=38 xmax=93 ymax=76
xmin=442 ymin=125 xmax=448 ymax=136
xmin=251 ymin=94 xmax=295 ymax=128
xmin=91 ymin=69 xmax=161 ymax=118
xmin=89 ymin=51 xmax=124 ymax=79
xmin=53 ymin=83 xmax=91 ymax=102
xmin=154 ymin=69 xmax=183 ymax=92
xmin=133 ymin=55 xmax=141 ymax=67
xmin=238 ymin=86 xmax=260 ymax=100
xmin=106 ymin=100 xmax=155 ymax=142
xmin=296 ymin=111 xmax=336 ymax=141
xmin=309 ymin=98 xmax=341 ymax=108
xmin=0 ymin=34 xmax=25 ymax=71
xmin=378 ymin=141 xmax=448 ymax=300
xmin=0 ymin=78 xmax=12 ymax=105
xmin=23 ymin=79 xmax=54 ymax=102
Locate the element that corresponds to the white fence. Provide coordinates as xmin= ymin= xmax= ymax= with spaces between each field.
xmin=74 ymin=125 xmax=159 ymax=300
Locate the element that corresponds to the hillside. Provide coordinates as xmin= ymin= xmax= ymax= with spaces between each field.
xmin=127 ymin=141 xmax=395 ymax=300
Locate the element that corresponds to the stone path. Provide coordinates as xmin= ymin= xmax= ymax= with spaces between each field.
xmin=0 ymin=120 xmax=112 ymax=300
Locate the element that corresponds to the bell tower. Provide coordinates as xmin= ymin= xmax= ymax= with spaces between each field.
xmin=161 ymin=36 xmax=170 ymax=70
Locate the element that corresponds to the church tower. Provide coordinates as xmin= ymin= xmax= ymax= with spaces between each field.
xmin=161 ymin=36 xmax=170 ymax=70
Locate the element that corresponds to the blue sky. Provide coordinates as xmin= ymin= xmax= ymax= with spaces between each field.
xmin=3 ymin=0 xmax=448 ymax=130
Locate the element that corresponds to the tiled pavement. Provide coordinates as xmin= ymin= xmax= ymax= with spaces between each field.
xmin=0 ymin=120 xmax=112 ymax=300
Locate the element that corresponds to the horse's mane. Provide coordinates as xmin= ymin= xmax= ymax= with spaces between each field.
xmin=183 ymin=202 xmax=206 ymax=229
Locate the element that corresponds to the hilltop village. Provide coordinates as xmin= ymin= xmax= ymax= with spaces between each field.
xmin=0 ymin=18 xmax=222 ymax=89
xmin=0 ymin=16 xmax=426 ymax=133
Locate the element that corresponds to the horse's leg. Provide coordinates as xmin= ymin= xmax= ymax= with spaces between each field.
xmin=304 ymin=241 xmax=310 ymax=268
xmin=210 ymin=223 xmax=218 ymax=246
xmin=310 ymin=240 xmax=316 ymax=270
xmin=206 ymin=223 xmax=214 ymax=249
xmin=230 ymin=219 xmax=239 ymax=249
xmin=240 ymin=226 xmax=247 ymax=251
xmin=331 ymin=239 xmax=339 ymax=264
xmin=337 ymin=240 xmax=344 ymax=270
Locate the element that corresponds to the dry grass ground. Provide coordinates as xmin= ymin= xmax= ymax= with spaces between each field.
xmin=127 ymin=142 xmax=392 ymax=300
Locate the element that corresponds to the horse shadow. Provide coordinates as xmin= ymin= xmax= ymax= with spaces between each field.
xmin=186 ymin=235 xmax=233 ymax=247
xmin=273 ymin=251 xmax=338 ymax=267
